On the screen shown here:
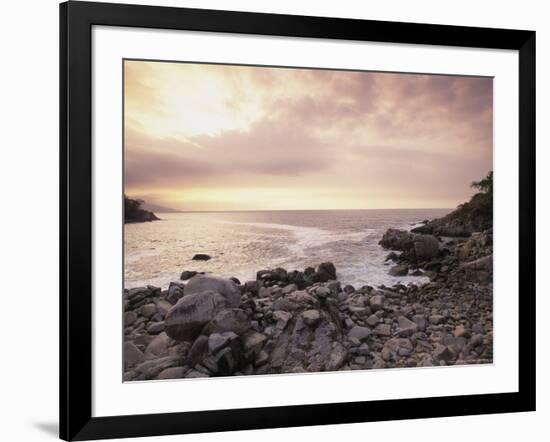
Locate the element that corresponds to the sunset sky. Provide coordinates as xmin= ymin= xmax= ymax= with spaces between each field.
xmin=124 ymin=60 xmax=493 ymax=211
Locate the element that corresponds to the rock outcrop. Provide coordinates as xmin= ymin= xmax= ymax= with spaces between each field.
xmin=412 ymin=192 xmax=492 ymax=237
xmin=124 ymin=248 xmax=493 ymax=381
xmin=124 ymin=196 xmax=160 ymax=224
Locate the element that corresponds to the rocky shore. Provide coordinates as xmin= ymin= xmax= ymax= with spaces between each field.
xmin=124 ymin=196 xmax=160 ymax=224
xmin=124 ymin=224 xmax=493 ymax=381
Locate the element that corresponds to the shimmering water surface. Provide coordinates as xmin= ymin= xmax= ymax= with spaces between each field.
xmin=124 ymin=209 xmax=450 ymax=289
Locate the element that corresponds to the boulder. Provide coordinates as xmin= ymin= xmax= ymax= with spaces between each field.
xmin=202 ymin=308 xmax=251 ymax=335
xmin=315 ymin=262 xmax=337 ymax=282
xmin=369 ymin=295 xmax=385 ymax=312
xmin=383 ymin=338 xmax=414 ymax=359
xmin=185 ymin=275 xmax=241 ymax=307
xmin=180 ymin=270 xmax=198 ymax=280
xmin=433 ymin=344 xmax=454 ymax=362
xmin=192 ymin=254 xmax=211 ymax=261
xmin=412 ymin=234 xmax=440 ymax=261
xmin=125 ymin=342 xmax=145 ymax=369
xmin=125 ymin=311 xmax=137 ymax=326
xmin=133 ymin=356 xmax=179 ymax=379
xmin=156 ymin=367 xmax=186 ymax=380
xmin=208 ymin=331 xmax=238 ymax=354
xmin=461 ymin=255 xmax=493 ymax=271
xmin=379 ymin=229 xmax=414 ymax=251
xmin=301 ymin=309 xmax=321 ymax=327
xmin=244 ymin=280 xmax=260 ymax=295
xmin=374 ymin=323 xmax=392 ymax=337
xmin=140 ymin=303 xmax=157 ymax=318
xmin=454 ymin=325 xmax=468 ymax=338
xmin=366 ymin=314 xmax=379 ymax=327
xmin=389 ymin=264 xmax=408 ymax=276
xmin=187 ymin=335 xmax=210 ymax=366
xmin=166 ymin=282 xmax=185 ymax=304
xmin=281 ymin=283 xmax=298 ymax=295
xmin=147 ymin=321 xmax=165 ymax=335
xmin=412 ymin=314 xmax=428 ymax=331
xmin=145 ymin=332 xmax=171 ymax=356
xmin=164 ymin=291 xmax=230 ymax=341
xmin=242 ymin=331 xmax=267 ymax=354
xmin=348 ymin=325 xmax=371 ymax=341
xmin=397 ymin=316 xmax=418 ymax=336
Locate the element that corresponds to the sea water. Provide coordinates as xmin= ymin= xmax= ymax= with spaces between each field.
xmin=124 ymin=208 xmax=450 ymax=289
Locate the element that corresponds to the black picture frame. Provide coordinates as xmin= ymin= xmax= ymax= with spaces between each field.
xmin=60 ymin=1 xmax=536 ymax=440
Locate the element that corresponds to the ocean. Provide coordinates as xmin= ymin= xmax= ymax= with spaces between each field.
xmin=124 ymin=208 xmax=450 ymax=289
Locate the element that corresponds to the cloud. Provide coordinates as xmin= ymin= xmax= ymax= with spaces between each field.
xmin=124 ymin=61 xmax=492 ymax=209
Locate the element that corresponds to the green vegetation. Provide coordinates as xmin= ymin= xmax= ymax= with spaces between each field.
xmin=471 ymin=171 xmax=493 ymax=196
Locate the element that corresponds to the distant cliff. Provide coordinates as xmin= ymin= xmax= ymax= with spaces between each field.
xmin=125 ymin=196 xmax=160 ymax=224
xmin=412 ymin=171 xmax=492 ymax=237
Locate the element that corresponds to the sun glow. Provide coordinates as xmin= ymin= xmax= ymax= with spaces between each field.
xmin=124 ymin=60 xmax=493 ymax=211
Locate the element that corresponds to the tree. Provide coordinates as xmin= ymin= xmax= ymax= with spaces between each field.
xmin=471 ymin=171 xmax=493 ymax=195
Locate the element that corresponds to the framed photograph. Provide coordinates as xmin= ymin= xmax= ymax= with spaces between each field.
xmin=60 ymin=1 xmax=536 ymax=440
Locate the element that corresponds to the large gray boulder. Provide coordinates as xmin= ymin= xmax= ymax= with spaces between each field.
xmin=412 ymin=234 xmax=440 ymax=261
xmin=202 ymin=308 xmax=251 ymax=335
xmin=379 ymin=229 xmax=414 ymax=251
xmin=164 ymin=291 xmax=230 ymax=342
xmin=184 ymin=275 xmax=241 ymax=307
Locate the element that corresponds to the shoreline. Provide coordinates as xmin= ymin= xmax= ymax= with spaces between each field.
xmin=123 ymin=216 xmax=444 ymax=291
xmin=124 ymin=226 xmax=493 ymax=380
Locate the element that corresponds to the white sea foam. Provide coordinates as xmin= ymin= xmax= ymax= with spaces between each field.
xmin=125 ymin=209 xmax=449 ymax=289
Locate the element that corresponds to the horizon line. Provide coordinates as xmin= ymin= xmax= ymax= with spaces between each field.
xmin=151 ymin=207 xmax=454 ymax=214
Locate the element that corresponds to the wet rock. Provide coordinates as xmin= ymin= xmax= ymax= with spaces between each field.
xmin=134 ymin=356 xmax=179 ymax=379
xmin=125 ymin=311 xmax=137 ymax=326
xmin=187 ymin=335 xmax=209 ymax=366
xmin=470 ymin=334 xmax=484 ymax=347
xmin=282 ymin=283 xmax=298 ymax=295
xmin=208 ymin=331 xmax=238 ymax=354
xmin=215 ymin=347 xmax=237 ymax=375
xmin=242 ymin=331 xmax=267 ymax=355
xmin=366 ymin=314 xmax=379 ymax=327
xmin=273 ymin=310 xmax=292 ymax=330
xmin=348 ymin=325 xmax=371 ymax=341
xmin=301 ymin=309 xmax=321 ymax=327
xmin=433 ymin=344 xmax=454 ymax=363
xmin=374 ymin=323 xmax=392 ymax=337
xmin=147 ymin=321 xmax=165 ymax=335
xmin=454 ymin=325 xmax=468 ymax=338
xmin=411 ymin=315 xmax=428 ymax=331
xmin=369 ymin=295 xmax=385 ymax=312
xmin=125 ymin=342 xmax=145 ymax=369
xmin=413 ymin=234 xmax=440 ymax=260
xmin=315 ymin=286 xmax=331 ymax=299
xmin=140 ymin=303 xmax=157 ymax=318
xmin=379 ymin=229 xmax=414 ymax=251
xmin=203 ymin=308 xmax=251 ymax=335
xmin=185 ymin=275 xmax=241 ymax=307
xmin=167 ymin=282 xmax=185 ymax=304
xmin=315 ymin=262 xmax=337 ymax=282
xmin=243 ymin=280 xmax=260 ymax=295
xmin=429 ymin=314 xmax=445 ymax=325
xmin=397 ymin=316 xmax=418 ymax=337
xmin=389 ymin=264 xmax=408 ymax=276
xmin=383 ymin=338 xmax=413 ymax=357
xmin=145 ymin=332 xmax=171 ymax=356
xmin=156 ymin=366 xmax=186 ymax=380
xmin=180 ymin=270 xmax=198 ymax=280
xmin=165 ymin=291 xmax=230 ymax=342
xmin=127 ymin=287 xmax=149 ymax=300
